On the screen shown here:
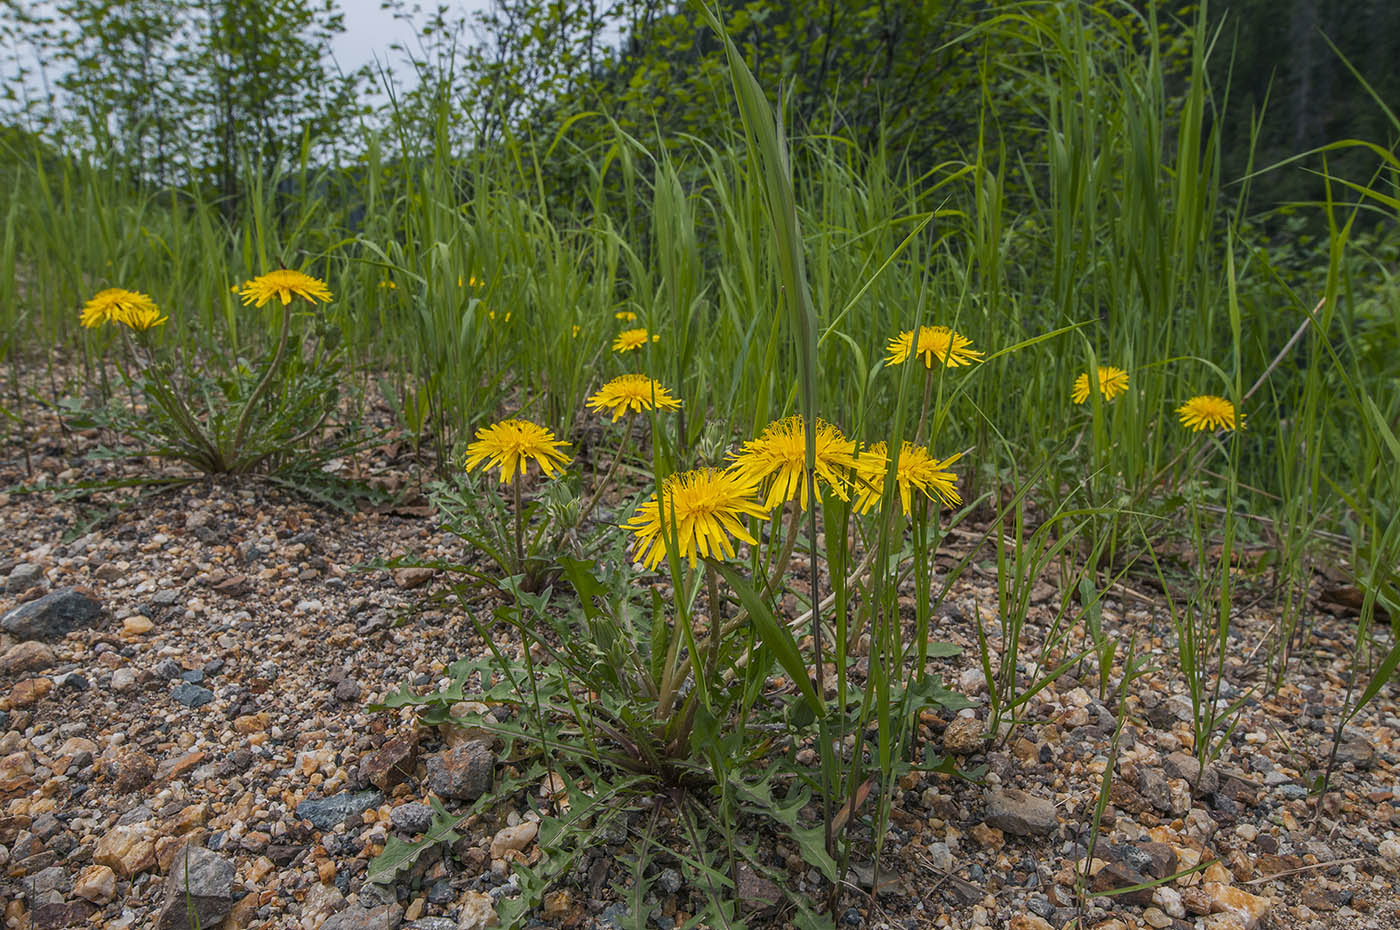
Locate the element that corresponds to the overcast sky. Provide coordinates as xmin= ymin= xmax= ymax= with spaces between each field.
xmin=331 ymin=0 xmax=492 ymax=73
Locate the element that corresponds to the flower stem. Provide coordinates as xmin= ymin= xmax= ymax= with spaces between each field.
xmin=230 ymin=301 xmax=292 ymax=465
xmin=578 ymin=416 xmax=632 ymax=527
xmin=513 ymin=479 xmax=525 ymax=575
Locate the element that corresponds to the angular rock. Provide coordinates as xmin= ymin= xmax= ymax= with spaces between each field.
xmin=361 ymin=735 xmax=419 ymax=791
xmin=3 ymin=677 xmax=53 ymax=709
xmin=489 ymin=821 xmax=537 ymax=859
xmin=456 ymin=892 xmax=499 ymax=930
xmin=321 ymin=903 xmax=404 ymax=930
xmin=93 ymin=823 xmax=156 ymax=877
xmin=1109 ymin=841 xmax=1176 ymax=880
xmin=110 ymin=750 xmax=157 ymax=795
xmin=0 ymin=641 xmax=56 ymax=676
xmin=1162 ymin=751 xmax=1218 ymax=797
xmin=296 ymin=790 xmax=383 ymax=830
xmin=74 ymin=864 xmax=116 ymax=905
xmin=1337 ymin=732 xmax=1377 ymax=769
xmin=171 ymin=682 xmax=214 ymax=708
xmin=1090 ymin=862 xmax=1155 ymax=908
xmin=395 ymin=567 xmax=435 ymax=590
xmin=1203 ymin=881 xmax=1271 ymax=929
xmin=155 ymin=845 xmax=237 ymax=930
xmin=736 ymin=864 xmax=782 ymax=914
xmin=390 ymin=802 xmax=434 ymax=835
xmin=31 ymin=902 xmax=97 ymax=930
xmin=426 ymin=742 xmax=494 ymax=801
xmin=5 ymin=563 xmax=43 ymax=594
xmin=984 ymin=787 xmax=1058 ymax=836
xmin=1 ymin=588 xmax=101 ymax=640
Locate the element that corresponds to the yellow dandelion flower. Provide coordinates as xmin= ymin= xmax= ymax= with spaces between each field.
xmin=378 ymin=280 xmax=397 ymax=290
xmin=623 ymin=468 xmax=769 ymax=570
xmin=885 ymin=326 xmax=983 ymax=369
xmin=571 ymin=325 xmax=581 ymax=338
xmin=853 ymin=442 xmax=962 ymax=516
xmin=119 ymin=303 xmax=168 ymax=331
xmin=612 ymin=328 xmax=653 ymax=353
xmin=80 ymin=288 xmax=158 ymax=329
xmin=728 ymin=416 xmax=860 ymax=511
xmin=586 ymin=374 xmax=682 ymax=422
xmin=464 ymin=419 xmax=572 ymax=484
xmin=1176 ymin=395 xmax=1241 ymax=432
xmin=239 ymin=269 xmax=332 ymax=307
xmin=615 ymin=311 xmax=638 ymax=322
xmin=1072 ymin=366 xmax=1130 ymax=404
xmin=458 ymin=276 xmax=482 ymax=288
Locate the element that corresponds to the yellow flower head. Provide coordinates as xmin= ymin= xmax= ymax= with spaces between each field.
xmin=81 ymin=288 xmax=159 ymax=329
xmin=1072 ymin=366 xmax=1130 ymax=404
xmin=623 ymin=468 xmax=769 ymax=570
xmin=120 ymin=303 xmax=168 ymax=331
xmin=464 ymin=418 xmax=572 ymax=484
xmin=615 ymin=311 xmax=638 ymax=322
xmin=1176 ymin=395 xmax=1241 ymax=432
xmin=853 ymin=442 xmax=962 ymax=516
xmin=586 ymin=374 xmax=682 ymax=421
xmin=728 ymin=416 xmax=860 ymax=511
xmin=612 ymin=328 xmax=654 ymax=353
xmin=239 ymin=269 xmax=333 ymax=307
xmin=458 ymin=276 xmax=483 ymax=288
xmin=885 ymin=326 xmax=983 ymax=369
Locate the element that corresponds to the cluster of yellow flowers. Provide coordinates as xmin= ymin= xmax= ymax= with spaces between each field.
xmin=467 ymin=325 xmax=974 ymax=572
xmin=81 ymin=269 xmax=332 ymax=334
xmin=1069 ymin=362 xmax=1241 ymax=433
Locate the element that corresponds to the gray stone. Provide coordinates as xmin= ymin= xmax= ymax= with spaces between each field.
xmin=321 ymin=904 xmax=403 ymax=930
xmin=154 ymin=845 xmax=236 ymax=930
xmin=171 ymin=682 xmax=214 ymax=708
xmin=5 ymin=563 xmax=43 ymax=594
xmin=1163 ymin=751 xmax=1218 ymax=797
xmin=390 ymin=802 xmax=433 ymax=834
xmin=406 ymin=920 xmax=456 ymax=930
xmin=984 ymin=787 xmax=1058 ymax=836
xmin=153 ymin=658 xmax=184 ymax=681
xmin=334 ymin=677 xmax=362 ymax=703
xmin=296 ymin=790 xmax=383 ymax=830
xmin=1 ymin=588 xmax=101 ymax=640
xmin=425 ymin=742 xmax=494 ymax=801
xmin=1137 ymin=767 xmax=1172 ymax=812
xmin=1337 ymin=732 xmax=1377 ymax=769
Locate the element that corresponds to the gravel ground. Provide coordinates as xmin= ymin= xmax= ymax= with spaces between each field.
xmin=2 ymin=410 xmax=1400 ymax=930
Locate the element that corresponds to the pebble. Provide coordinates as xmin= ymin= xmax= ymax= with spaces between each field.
xmin=943 ymin=716 xmax=987 ymax=755
xmin=296 ymin=790 xmax=384 ymax=830
xmin=0 ymin=587 xmax=102 ymax=640
xmin=456 ymin=891 xmax=499 ymax=929
xmin=390 ymin=802 xmax=434 ymax=834
xmin=73 ymin=864 xmax=117 ymax=904
xmin=170 ymin=681 xmax=214 ymax=707
xmin=489 ymin=821 xmax=537 ymax=859
xmin=984 ymin=787 xmax=1058 ymax=836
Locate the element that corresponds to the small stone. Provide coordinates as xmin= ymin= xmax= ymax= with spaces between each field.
xmin=1163 ymin=751 xmax=1218 ymax=797
xmin=154 ymin=845 xmax=236 ymax=930
xmin=74 ymin=864 xmax=117 ymax=905
xmin=321 ymin=904 xmax=405 ymax=930
xmin=542 ymin=889 xmax=573 ymax=921
xmin=489 ymin=821 xmax=537 ymax=859
xmin=943 ymin=716 xmax=987 ymax=755
xmin=391 ymin=802 xmax=434 ymax=835
xmin=984 ymin=787 xmax=1058 ymax=836
xmin=0 ymin=641 xmax=55 ymax=676
xmin=334 ymin=677 xmax=362 ymax=703
xmin=1337 ymin=732 xmax=1377 ymax=769
xmin=1142 ymin=907 xmax=1171 ymax=928
xmin=296 ymin=790 xmax=384 ymax=830
xmin=426 ymin=742 xmax=494 ymax=801
xmin=110 ymin=749 xmax=156 ymax=794
xmin=1203 ymin=882 xmax=1271 ymax=929
xmin=1154 ymin=886 xmax=1185 ymax=919
xmin=735 ymin=864 xmax=782 ymax=913
xmin=958 ymin=667 xmax=987 ymax=694
xmin=395 ymin=567 xmax=435 ymax=589
xmin=110 ymin=667 xmax=139 ymax=692
xmin=926 ymin=841 xmax=953 ymax=872
xmin=1 ymin=587 xmax=102 ymax=640
xmin=1091 ymin=862 xmax=1154 ymax=908
xmin=93 ymin=823 xmax=156 ymax=877
xmin=171 ymin=681 xmax=215 ymax=708
xmin=1378 ymin=838 xmax=1400 ymax=862
xmin=456 ymin=891 xmax=499 ymax=930
xmin=5 ymin=563 xmax=43 ymax=594
xmin=3 ymin=677 xmax=52 ymax=708
xmin=1009 ymin=917 xmax=1054 ymax=930
xmin=153 ymin=658 xmax=183 ymax=680
xmin=361 ymin=735 xmax=419 ymax=791
xmin=156 ymin=751 xmax=207 ymax=783
xmin=970 ymin=822 xmax=1004 ymax=850
xmin=122 ymin=615 xmax=153 ymax=635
